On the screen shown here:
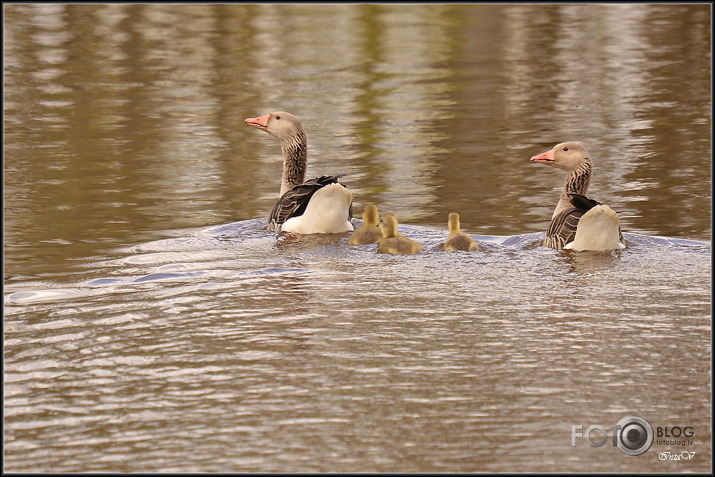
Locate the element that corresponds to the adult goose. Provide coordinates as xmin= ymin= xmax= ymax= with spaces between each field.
xmin=377 ymin=213 xmax=423 ymax=255
xmin=443 ymin=213 xmax=480 ymax=252
xmin=348 ymin=203 xmax=383 ymax=245
xmin=244 ymin=111 xmax=353 ymax=234
xmin=530 ymin=142 xmax=625 ymax=251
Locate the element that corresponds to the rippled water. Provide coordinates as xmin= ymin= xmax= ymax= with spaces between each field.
xmin=3 ymin=3 xmax=711 ymax=473
xmin=4 ymin=221 xmax=711 ymax=472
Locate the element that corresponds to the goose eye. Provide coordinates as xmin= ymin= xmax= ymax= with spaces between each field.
xmin=562 ymin=146 xmax=569 ymax=151
xmin=275 ymin=115 xmax=281 ymax=120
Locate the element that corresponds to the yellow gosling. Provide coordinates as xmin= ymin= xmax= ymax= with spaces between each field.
xmin=377 ymin=213 xmax=423 ymax=255
xmin=444 ymin=212 xmax=480 ymax=252
xmin=348 ymin=203 xmax=383 ymax=245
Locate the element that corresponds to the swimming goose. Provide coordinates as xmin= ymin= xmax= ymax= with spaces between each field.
xmin=348 ymin=203 xmax=383 ymax=245
xmin=530 ymin=142 xmax=625 ymax=251
xmin=244 ymin=111 xmax=353 ymax=234
xmin=377 ymin=213 xmax=423 ymax=255
xmin=443 ymin=212 xmax=480 ymax=252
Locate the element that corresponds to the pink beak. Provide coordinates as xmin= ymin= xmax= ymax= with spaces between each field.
xmin=244 ymin=113 xmax=270 ymax=129
xmin=530 ymin=148 xmax=556 ymax=165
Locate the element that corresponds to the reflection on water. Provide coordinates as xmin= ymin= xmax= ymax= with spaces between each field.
xmin=3 ymin=3 xmax=711 ymax=474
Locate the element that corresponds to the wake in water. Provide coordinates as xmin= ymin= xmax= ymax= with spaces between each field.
xmin=5 ymin=217 xmax=709 ymax=306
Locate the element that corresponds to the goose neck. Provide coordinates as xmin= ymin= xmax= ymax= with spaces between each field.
xmin=562 ymin=162 xmax=591 ymax=196
xmin=280 ymin=130 xmax=307 ymax=196
xmin=553 ymin=162 xmax=592 ymax=217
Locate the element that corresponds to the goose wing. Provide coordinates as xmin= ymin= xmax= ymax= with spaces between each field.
xmin=545 ymin=193 xmax=623 ymax=248
xmin=544 ymin=206 xmax=586 ymax=249
xmin=268 ymin=175 xmax=351 ymax=231
xmin=568 ymin=192 xmax=601 ymax=211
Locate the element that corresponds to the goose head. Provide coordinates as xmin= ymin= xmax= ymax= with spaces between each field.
xmin=244 ymin=111 xmax=304 ymax=142
xmin=530 ymin=142 xmax=591 ymax=171
xmin=378 ymin=213 xmax=399 ymax=239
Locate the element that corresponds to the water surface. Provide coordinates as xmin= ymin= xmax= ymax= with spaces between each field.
xmin=3 ymin=3 xmax=711 ymax=473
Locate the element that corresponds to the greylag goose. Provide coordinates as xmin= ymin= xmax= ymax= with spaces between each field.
xmin=244 ymin=111 xmax=353 ymax=234
xmin=443 ymin=212 xmax=480 ymax=252
xmin=377 ymin=213 xmax=423 ymax=255
xmin=348 ymin=203 xmax=383 ymax=245
xmin=530 ymin=142 xmax=625 ymax=251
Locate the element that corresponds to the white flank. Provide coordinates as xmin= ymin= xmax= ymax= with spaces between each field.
xmin=564 ymin=205 xmax=626 ymax=251
xmin=280 ymin=183 xmax=354 ymax=234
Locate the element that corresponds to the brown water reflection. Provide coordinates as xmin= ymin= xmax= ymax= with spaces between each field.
xmin=5 ymin=4 xmax=710 ymax=270
xmin=3 ymin=3 xmax=711 ymax=474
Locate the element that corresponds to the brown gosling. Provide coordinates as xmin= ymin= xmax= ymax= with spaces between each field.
xmin=348 ymin=203 xmax=383 ymax=245
xmin=377 ymin=213 xmax=423 ymax=255
xmin=444 ymin=212 xmax=480 ymax=252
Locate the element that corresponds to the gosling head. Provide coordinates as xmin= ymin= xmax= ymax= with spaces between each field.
xmin=378 ymin=213 xmax=399 ymax=239
xmin=362 ymin=203 xmax=379 ymax=226
xmin=448 ymin=212 xmax=462 ymax=234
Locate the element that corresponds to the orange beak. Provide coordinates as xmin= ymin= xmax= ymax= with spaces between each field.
xmin=244 ymin=113 xmax=270 ymax=130
xmin=530 ymin=149 xmax=556 ymax=165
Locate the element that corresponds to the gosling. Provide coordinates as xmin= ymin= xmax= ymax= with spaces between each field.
xmin=377 ymin=213 xmax=423 ymax=255
xmin=443 ymin=212 xmax=480 ymax=252
xmin=348 ymin=203 xmax=383 ymax=245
